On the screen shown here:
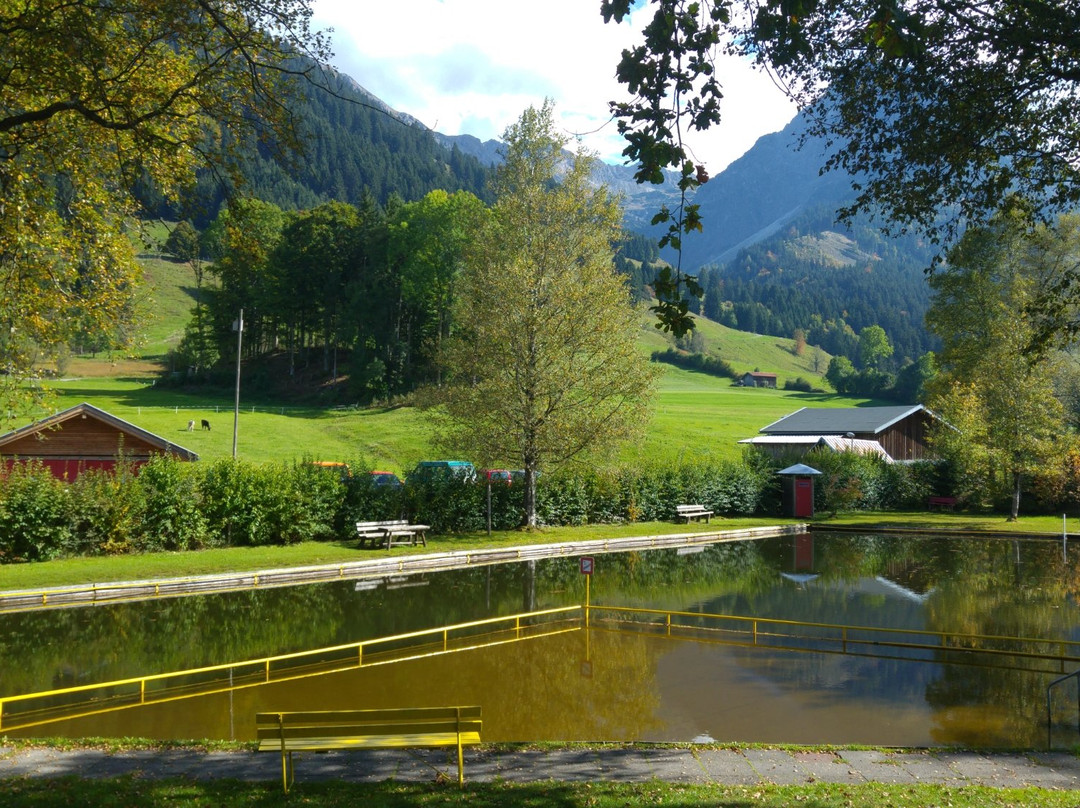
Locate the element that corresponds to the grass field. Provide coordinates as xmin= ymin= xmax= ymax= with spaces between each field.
xmin=32 ymin=249 xmax=885 ymax=473
xmin=41 ymin=368 xmax=885 ymax=472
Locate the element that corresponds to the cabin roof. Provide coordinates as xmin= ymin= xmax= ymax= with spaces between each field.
xmin=759 ymin=405 xmax=929 ymax=436
xmin=0 ymin=402 xmax=199 ymax=461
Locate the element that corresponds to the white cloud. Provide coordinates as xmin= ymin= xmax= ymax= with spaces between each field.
xmin=311 ymin=0 xmax=796 ymax=172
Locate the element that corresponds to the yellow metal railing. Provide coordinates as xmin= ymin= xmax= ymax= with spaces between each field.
xmin=587 ymin=605 xmax=1080 ymax=671
xmin=0 ymin=606 xmax=580 ymax=732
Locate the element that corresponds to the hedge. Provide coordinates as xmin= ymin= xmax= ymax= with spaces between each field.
xmin=0 ymin=452 xmax=965 ymax=564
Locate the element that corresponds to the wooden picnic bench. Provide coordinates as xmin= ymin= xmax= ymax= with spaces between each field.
xmin=676 ymin=504 xmax=714 ymax=523
xmin=355 ymin=519 xmax=429 ymax=550
xmin=256 ymin=706 xmax=482 ymax=792
xmin=927 ymin=496 xmax=957 ymax=511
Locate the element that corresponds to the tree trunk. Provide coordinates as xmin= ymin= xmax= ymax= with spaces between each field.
xmin=524 ymin=465 xmax=538 ymax=529
xmin=1009 ymin=469 xmax=1021 ymax=521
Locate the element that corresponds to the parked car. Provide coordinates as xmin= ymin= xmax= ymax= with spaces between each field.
xmin=407 ymin=460 xmax=476 ymax=484
xmin=310 ymin=461 xmax=351 ymax=480
xmin=481 ymin=469 xmax=512 ymax=485
xmin=369 ymin=470 xmax=402 ymax=488
xmin=510 ymin=470 xmax=540 ymax=484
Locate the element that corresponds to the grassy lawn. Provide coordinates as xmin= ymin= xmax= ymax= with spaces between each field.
xmin=0 ymin=518 xmax=798 ymax=591
xmin=824 ymin=510 xmax=1078 ymax=534
xmin=0 ymin=777 xmax=1069 ymax=807
xmin=0 ymin=512 xmax=1069 ymax=593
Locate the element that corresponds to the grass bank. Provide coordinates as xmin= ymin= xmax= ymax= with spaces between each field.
xmin=0 ymin=777 xmax=1069 ymax=807
xmin=0 ymin=512 xmax=1069 ymax=593
xmin=0 ymin=518 xmax=798 ymax=591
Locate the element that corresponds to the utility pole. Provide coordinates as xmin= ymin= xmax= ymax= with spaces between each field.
xmin=232 ymin=309 xmax=243 ymax=459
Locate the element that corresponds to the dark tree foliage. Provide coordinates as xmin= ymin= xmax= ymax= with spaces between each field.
xmin=141 ymin=67 xmax=493 ymax=227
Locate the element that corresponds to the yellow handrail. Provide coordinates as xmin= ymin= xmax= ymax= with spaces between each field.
xmin=0 ymin=606 xmax=580 ymax=732
xmin=589 ymin=605 xmax=1080 ymax=665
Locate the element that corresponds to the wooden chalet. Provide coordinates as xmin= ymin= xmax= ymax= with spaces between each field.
xmin=744 ymin=405 xmax=942 ymax=461
xmin=741 ymin=371 xmax=778 ymax=388
xmin=0 ymin=402 xmax=199 ymax=480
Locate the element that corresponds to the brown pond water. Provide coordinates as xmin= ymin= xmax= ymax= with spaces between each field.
xmin=2 ymin=532 xmax=1079 ymax=747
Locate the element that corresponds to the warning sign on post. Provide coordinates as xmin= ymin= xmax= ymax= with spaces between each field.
xmin=580 ymin=556 xmax=594 ymax=576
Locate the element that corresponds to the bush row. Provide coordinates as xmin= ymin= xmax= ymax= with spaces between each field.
xmin=0 ymin=451 xmax=955 ymax=564
xmin=650 ymin=348 xmax=737 ymax=380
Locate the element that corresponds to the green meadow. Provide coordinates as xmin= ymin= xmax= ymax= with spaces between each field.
xmin=44 ymin=367 xmax=882 ymax=474
xmin=38 ymin=252 xmax=886 ymax=474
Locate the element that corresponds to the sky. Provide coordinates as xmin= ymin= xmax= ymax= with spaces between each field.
xmin=310 ymin=0 xmax=798 ymax=174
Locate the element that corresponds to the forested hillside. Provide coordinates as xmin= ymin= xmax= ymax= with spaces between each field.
xmin=137 ymin=70 xmax=493 ymax=225
xmin=700 ymin=204 xmax=940 ymax=362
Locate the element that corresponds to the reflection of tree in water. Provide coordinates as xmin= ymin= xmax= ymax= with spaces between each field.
xmin=922 ymin=539 xmax=1080 ymax=747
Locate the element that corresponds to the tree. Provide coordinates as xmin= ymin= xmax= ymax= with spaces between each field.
xmin=0 ymin=0 xmax=329 ymax=421
xmin=429 ymin=102 xmax=661 ymax=528
xmin=893 ymin=352 xmax=937 ymax=404
xmin=205 ymin=198 xmax=286 ymax=359
xmin=601 ymin=1 xmax=1080 ymax=322
xmin=925 ymin=214 xmax=1067 ymax=519
xmin=858 ymin=325 xmax=893 ymax=371
xmin=164 ymin=222 xmax=201 ymax=264
xmin=388 ymin=190 xmax=488 ymax=385
xmin=825 ymin=356 xmax=855 ymax=394
xmin=792 ymin=328 xmax=807 ymax=357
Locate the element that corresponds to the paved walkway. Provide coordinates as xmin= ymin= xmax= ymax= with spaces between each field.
xmin=2 ymin=745 xmax=1079 ymax=789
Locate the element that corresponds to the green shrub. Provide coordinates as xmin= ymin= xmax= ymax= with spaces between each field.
xmin=135 ymin=455 xmax=208 ymax=551
xmin=0 ymin=463 xmax=74 ymax=561
xmin=67 ymin=464 xmax=145 ymax=555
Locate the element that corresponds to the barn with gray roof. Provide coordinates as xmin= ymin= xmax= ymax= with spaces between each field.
xmin=741 ymin=405 xmax=941 ymax=461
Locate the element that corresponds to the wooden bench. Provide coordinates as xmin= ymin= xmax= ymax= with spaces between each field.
xmin=355 ymin=520 xmax=429 ymax=550
xmin=928 ymin=496 xmax=957 ymax=510
xmin=676 ymin=504 xmax=714 ymax=523
xmin=256 ymin=706 xmax=482 ymax=792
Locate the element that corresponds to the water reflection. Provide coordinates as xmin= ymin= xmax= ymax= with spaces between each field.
xmin=3 ymin=532 xmax=1080 ymax=747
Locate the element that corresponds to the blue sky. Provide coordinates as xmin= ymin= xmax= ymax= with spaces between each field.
xmin=311 ymin=0 xmax=796 ymax=172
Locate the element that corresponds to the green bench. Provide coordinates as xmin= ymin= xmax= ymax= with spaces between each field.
xmin=256 ymin=706 xmax=482 ymax=792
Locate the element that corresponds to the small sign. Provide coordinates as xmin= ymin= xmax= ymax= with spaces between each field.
xmin=580 ymin=556 xmax=594 ymax=576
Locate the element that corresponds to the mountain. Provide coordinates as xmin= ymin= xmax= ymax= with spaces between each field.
xmin=144 ymin=68 xmax=495 ymax=225
xmin=160 ymin=65 xmax=935 ymax=368
xmin=668 ymin=114 xmax=852 ymax=271
xmin=434 ymin=132 xmax=682 ymax=228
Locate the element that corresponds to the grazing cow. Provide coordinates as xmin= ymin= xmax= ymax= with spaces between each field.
xmin=187 ymin=420 xmax=195 ymax=431
xmin=201 ymin=419 xmax=211 ymax=431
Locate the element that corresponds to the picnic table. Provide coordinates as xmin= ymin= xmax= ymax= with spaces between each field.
xmin=675 ymin=504 xmax=714 ymax=523
xmin=355 ymin=520 xmax=429 ymax=550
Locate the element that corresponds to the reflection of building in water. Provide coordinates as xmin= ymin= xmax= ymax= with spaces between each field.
xmin=878 ymin=559 xmax=936 ymax=602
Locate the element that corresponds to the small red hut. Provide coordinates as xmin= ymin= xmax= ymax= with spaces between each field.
xmin=0 ymin=402 xmax=199 ymax=480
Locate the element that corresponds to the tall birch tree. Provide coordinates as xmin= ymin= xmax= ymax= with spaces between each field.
xmin=430 ymin=102 xmax=660 ymax=528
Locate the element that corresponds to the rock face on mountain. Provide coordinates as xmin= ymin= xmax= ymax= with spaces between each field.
xmin=432 ymin=132 xmax=505 ymax=167
xmin=433 ymin=109 xmax=865 ymax=275
xmin=669 ymin=115 xmax=857 ymax=272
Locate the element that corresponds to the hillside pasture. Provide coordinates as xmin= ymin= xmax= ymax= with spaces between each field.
xmin=40 ymin=366 xmax=883 ymax=473
xmin=639 ymin=311 xmax=832 ymax=384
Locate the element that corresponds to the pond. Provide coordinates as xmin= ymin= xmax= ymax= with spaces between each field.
xmin=2 ymin=531 xmax=1078 ymax=748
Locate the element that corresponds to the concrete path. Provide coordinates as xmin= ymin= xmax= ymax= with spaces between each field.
xmin=2 ymin=745 xmax=1079 ymax=790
